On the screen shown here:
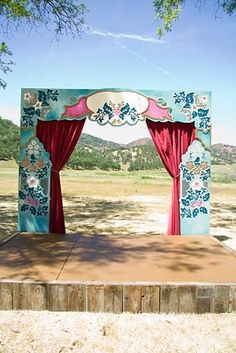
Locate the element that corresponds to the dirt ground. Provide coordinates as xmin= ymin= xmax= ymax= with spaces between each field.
xmin=0 ymin=311 xmax=235 ymax=353
xmin=0 ymin=166 xmax=235 ymax=239
xmin=1 ymin=193 xmax=235 ymax=238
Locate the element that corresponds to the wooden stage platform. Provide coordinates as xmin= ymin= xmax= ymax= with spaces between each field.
xmin=0 ymin=233 xmax=235 ymax=313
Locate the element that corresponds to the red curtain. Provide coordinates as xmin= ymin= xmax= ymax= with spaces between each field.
xmin=36 ymin=119 xmax=86 ymax=233
xmin=146 ymin=120 xmax=196 ymax=235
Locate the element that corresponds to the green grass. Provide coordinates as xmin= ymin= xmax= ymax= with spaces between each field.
xmin=212 ymin=164 xmax=236 ymax=183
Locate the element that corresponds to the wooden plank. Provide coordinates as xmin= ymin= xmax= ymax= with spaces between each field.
xmin=178 ymin=286 xmax=197 ymax=313
xmin=49 ymin=284 xmax=68 ymax=311
xmin=67 ymin=285 xmax=86 ymax=311
xmin=141 ymin=286 xmax=159 ymax=313
xmin=196 ymin=297 xmax=212 ymax=314
xmin=104 ymin=285 xmax=123 ymax=313
xmin=123 ymin=285 xmax=160 ymax=313
xmin=0 ymin=280 xmax=235 ymax=313
xmin=213 ymin=286 xmax=230 ymax=313
xmin=12 ymin=283 xmax=30 ymax=310
xmin=160 ymin=285 xmax=178 ymax=313
xmin=196 ymin=286 xmax=214 ymax=313
xmin=229 ymin=286 xmax=236 ymax=312
xmin=87 ymin=285 xmax=105 ymax=312
xmin=12 ymin=282 xmax=47 ymax=310
xmin=123 ymin=285 xmax=142 ymax=313
xmin=0 ymin=282 xmax=12 ymax=310
xmin=196 ymin=286 xmax=214 ymax=298
xmin=31 ymin=283 xmax=48 ymax=310
xmin=49 ymin=284 xmax=85 ymax=311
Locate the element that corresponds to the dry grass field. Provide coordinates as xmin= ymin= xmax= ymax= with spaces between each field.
xmin=0 ymin=160 xmax=235 ymax=239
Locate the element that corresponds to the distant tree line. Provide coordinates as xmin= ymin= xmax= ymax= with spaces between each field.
xmin=0 ymin=117 xmax=19 ymax=160
xmin=67 ymin=147 xmax=121 ymax=170
xmin=1 ymin=117 xmax=234 ymax=169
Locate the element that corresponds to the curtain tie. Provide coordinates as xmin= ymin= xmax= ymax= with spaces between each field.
xmin=174 ymin=173 xmax=180 ymax=179
xmin=52 ymin=169 xmax=59 ymax=174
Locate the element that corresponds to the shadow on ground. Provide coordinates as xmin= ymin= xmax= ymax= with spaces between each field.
xmin=0 ymin=233 xmax=233 ymax=281
xmin=1 ymin=195 xmax=235 ymax=239
xmin=0 ymin=194 xmax=18 ymax=238
xmin=64 ymin=195 xmax=148 ymax=235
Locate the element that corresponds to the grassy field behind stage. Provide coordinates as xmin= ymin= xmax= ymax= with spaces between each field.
xmin=0 ymin=160 xmax=235 ymax=239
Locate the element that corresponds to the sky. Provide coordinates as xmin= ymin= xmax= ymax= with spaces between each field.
xmin=0 ymin=0 xmax=235 ymax=144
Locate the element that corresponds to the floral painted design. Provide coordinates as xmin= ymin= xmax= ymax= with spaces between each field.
xmin=173 ymin=91 xmax=211 ymax=133
xmin=181 ymin=158 xmax=210 ymax=182
xmin=27 ymin=176 xmax=39 ymax=188
xmin=181 ymin=187 xmax=210 ymax=218
xmin=190 ymin=178 xmax=203 ymax=190
xmin=19 ymin=138 xmax=51 ymax=217
xmin=21 ymin=89 xmax=59 ymax=129
xmin=180 ymin=140 xmax=210 ymax=219
xmin=91 ymin=101 xmax=142 ymax=126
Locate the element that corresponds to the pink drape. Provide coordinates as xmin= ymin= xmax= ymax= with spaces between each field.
xmin=146 ymin=120 xmax=196 ymax=235
xmin=36 ymin=119 xmax=86 ymax=233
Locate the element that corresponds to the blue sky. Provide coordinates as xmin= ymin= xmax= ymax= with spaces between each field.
xmin=0 ymin=0 xmax=235 ymax=144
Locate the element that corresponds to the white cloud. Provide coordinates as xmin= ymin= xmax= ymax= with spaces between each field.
xmin=89 ymin=29 xmax=167 ymax=44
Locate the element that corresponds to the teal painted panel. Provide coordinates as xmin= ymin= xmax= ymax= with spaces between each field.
xmin=180 ymin=140 xmax=211 ymax=235
xmin=19 ymin=88 xmax=211 ymax=235
xmin=18 ymin=137 xmax=51 ymax=233
xmin=21 ymin=88 xmax=211 ymax=125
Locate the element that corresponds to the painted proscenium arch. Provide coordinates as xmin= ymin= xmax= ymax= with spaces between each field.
xmin=61 ymin=90 xmax=173 ymax=125
xmin=19 ymin=88 xmax=211 ymax=235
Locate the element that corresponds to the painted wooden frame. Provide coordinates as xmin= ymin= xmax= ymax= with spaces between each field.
xmin=18 ymin=88 xmax=211 ymax=235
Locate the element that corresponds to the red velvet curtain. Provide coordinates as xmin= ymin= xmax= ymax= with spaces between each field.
xmin=36 ymin=119 xmax=86 ymax=233
xmin=146 ymin=120 xmax=196 ymax=235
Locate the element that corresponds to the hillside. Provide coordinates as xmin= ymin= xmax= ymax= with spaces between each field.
xmin=127 ymin=138 xmax=153 ymax=147
xmin=0 ymin=117 xmax=236 ymax=170
xmin=212 ymin=143 xmax=236 ymax=164
xmin=78 ymin=133 xmax=121 ymax=150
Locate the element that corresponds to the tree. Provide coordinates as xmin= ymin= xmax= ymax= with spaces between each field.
xmin=0 ymin=0 xmax=87 ymax=88
xmin=153 ymin=0 xmax=236 ymax=37
xmin=0 ymin=117 xmax=19 ymax=160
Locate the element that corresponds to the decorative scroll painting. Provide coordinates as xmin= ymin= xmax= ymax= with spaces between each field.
xmin=180 ymin=140 xmax=211 ymax=235
xmin=19 ymin=88 xmax=211 ymax=235
xmin=19 ymin=137 xmax=51 ymax=232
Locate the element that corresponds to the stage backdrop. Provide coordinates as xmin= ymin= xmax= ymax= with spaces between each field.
xmin=18 ymin=88 xmax=211 ymax=235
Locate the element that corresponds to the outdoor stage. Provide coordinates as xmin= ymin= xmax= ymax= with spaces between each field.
xmin=0 ymin=233 xmax=235 ymax=313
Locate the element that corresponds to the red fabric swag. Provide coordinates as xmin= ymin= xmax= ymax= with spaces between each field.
xmin=146 ymin=120 xmax=196 ymax=235
xmin=36 ymin=119 xmax=86 ymax=233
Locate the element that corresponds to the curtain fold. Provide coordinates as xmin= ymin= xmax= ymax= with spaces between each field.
xmin=36 ymin=119 xmax=86 ymax=233
xmin=146 ymin=120 xmax=196 ymax=235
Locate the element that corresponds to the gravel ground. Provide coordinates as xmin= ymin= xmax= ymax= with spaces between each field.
xmin=0 ymin=311 xmax=235 ymax=353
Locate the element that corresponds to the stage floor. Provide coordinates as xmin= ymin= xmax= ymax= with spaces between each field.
xmin=0 ymin=233 xmax=235 ymax=282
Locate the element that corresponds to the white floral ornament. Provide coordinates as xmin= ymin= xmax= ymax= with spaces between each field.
xmin=27 ymin=140 xmax=40 ymax=155
xmin=190 ymin=178 xmax=203 ymax=190
xmin=27 ymin=176 xmax=39 ymax=188
xmin=196 ymin=95 xmax=208 ymax=108
xmin=23 ymin=91 xmax=38 ymax=106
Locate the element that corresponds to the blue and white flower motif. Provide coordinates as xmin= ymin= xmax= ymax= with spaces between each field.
xmin=22 ymin=89 xmax=59 ymax=129
xmin=92 ymin=101 xmax=141 ymax=126
xmin=180 ymin=140 xmax=210 ymax=219
xmin=173 ymin=91 xmax=211 ymax=133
